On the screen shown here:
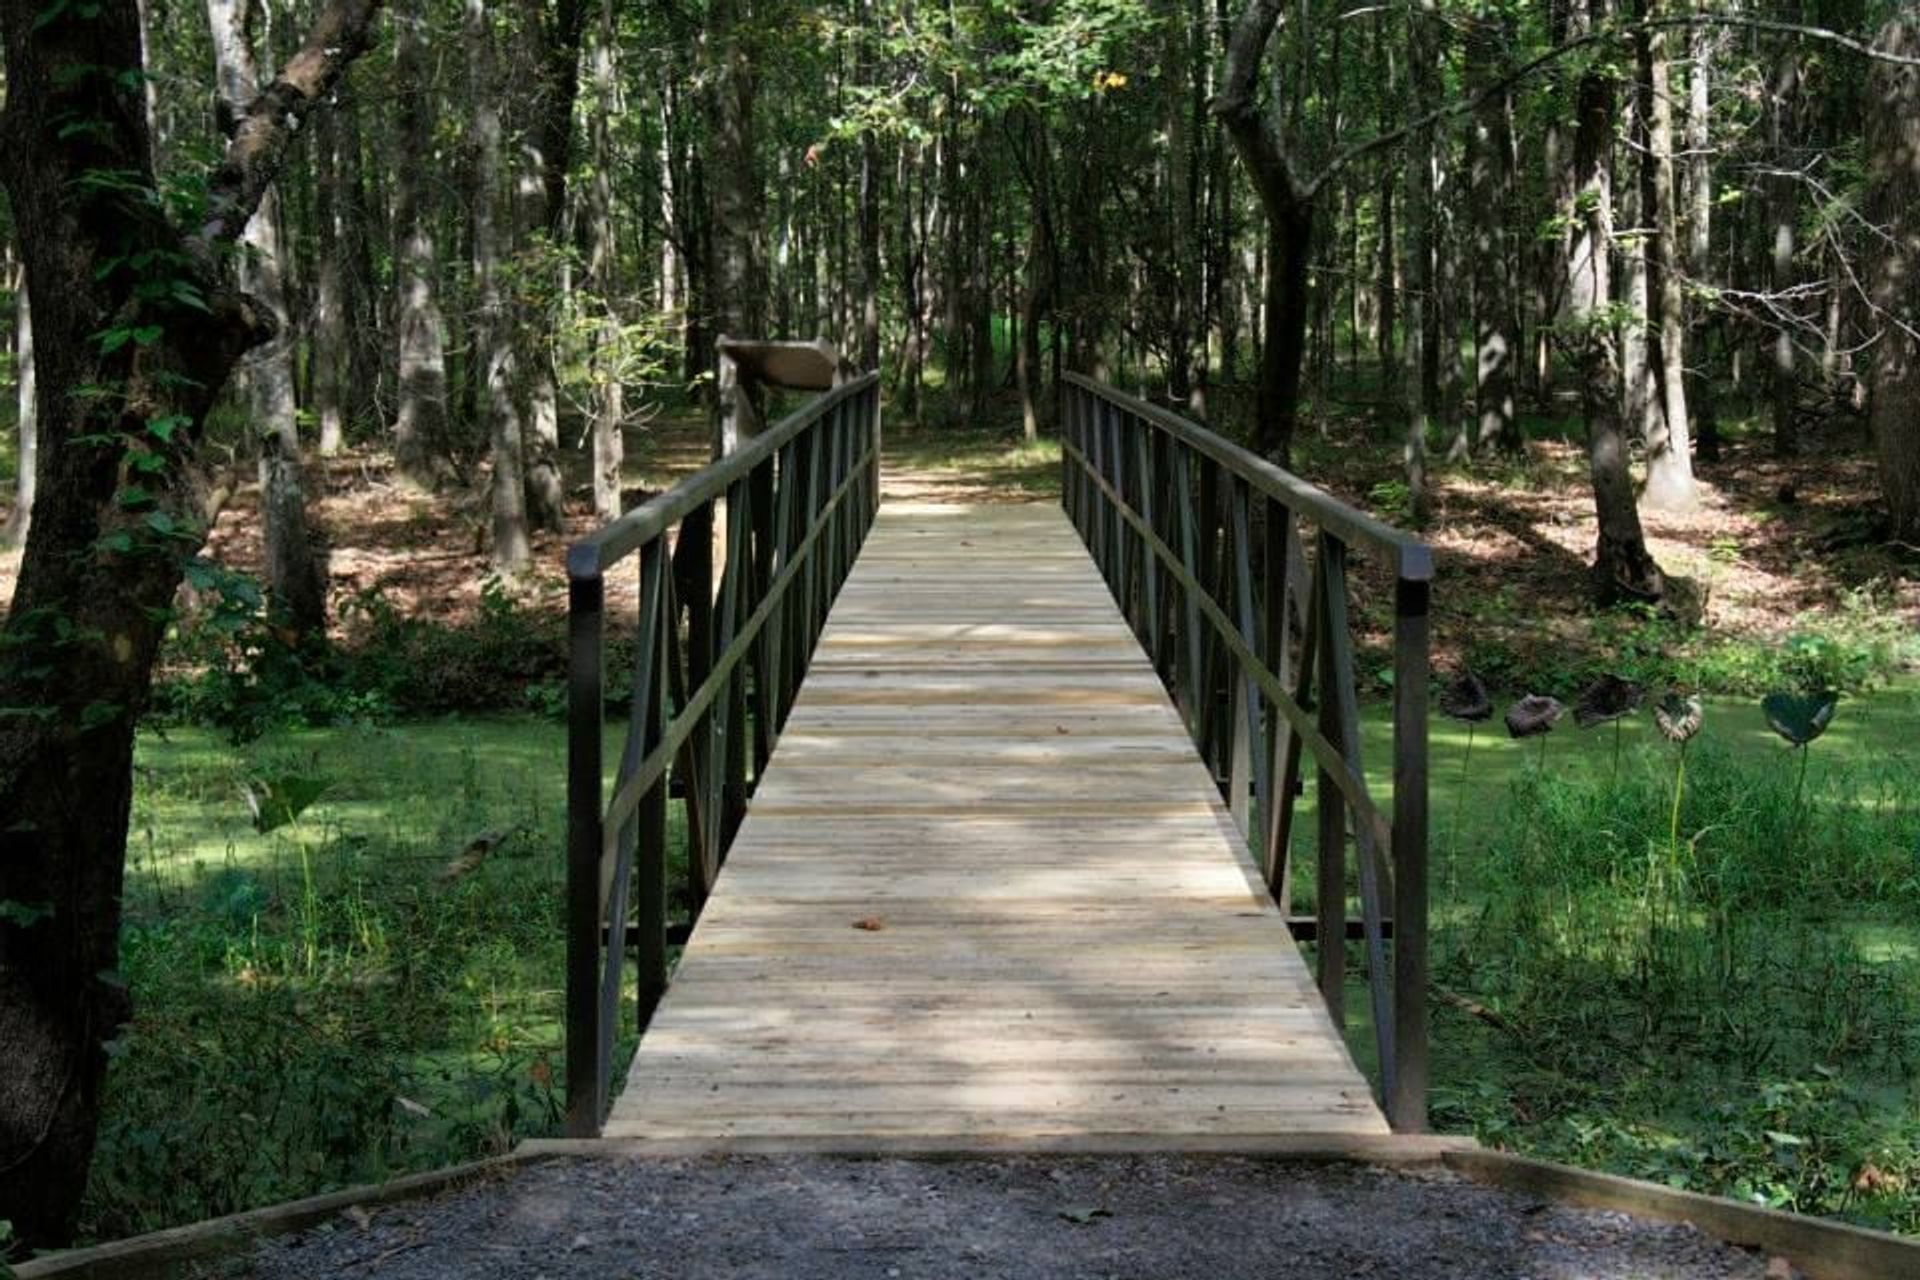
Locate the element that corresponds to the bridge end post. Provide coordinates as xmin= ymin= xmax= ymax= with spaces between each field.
xmin=565 ymin=565 xmax=607 ymax=1138
xmin=1388 ymin=571 xmax=1431 ymax=1133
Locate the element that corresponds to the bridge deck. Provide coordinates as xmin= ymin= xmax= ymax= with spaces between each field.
xmin=604 ymin=501 xmax=1387 ymax=1145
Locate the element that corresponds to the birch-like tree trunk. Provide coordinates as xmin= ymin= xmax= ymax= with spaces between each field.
xmin=1685 ymin=7 xmax=1720 ymax=462
xmin=208 ymin=0 xmax=328 ymax=635
xmin=1466 ymin=8 xmax=1518 ymax=453
xmin=469 ymin=0 xmax=531 ymax=569
xmin=1637 ymin=0 xmax=1695 ymax=509
xmin=587 ymin=0 xmax=624 ymax=521
xmin=1866 ymin=14 xmax=1920 ymax=542
xmin=1565 ymin=0 xmax=1665 ymax=605
xmin=390 ymin=9 xmax=454 ymax=487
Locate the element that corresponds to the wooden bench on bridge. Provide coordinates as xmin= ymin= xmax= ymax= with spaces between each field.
xmin=562 ymin=372 xmax=1433 ymax=1148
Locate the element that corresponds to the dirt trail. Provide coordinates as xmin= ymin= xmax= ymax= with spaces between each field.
xmin=225 ymin=1155 xmax=1793 ymax=1280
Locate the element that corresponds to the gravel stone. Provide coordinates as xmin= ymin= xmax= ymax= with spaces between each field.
xmin=222 ymin=1155 xmax=1792 ymax=1279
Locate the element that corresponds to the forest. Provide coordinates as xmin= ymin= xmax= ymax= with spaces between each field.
xmin=0 ymin=0 xmax=1918 ymax=1266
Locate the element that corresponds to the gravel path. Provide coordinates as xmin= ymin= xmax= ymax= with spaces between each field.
xmin=223 ymin=1155 xmax=1791 ymax=1280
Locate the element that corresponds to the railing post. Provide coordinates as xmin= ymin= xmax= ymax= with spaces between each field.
xmin=565 ymin=565 xmax=606 ymax=1138
xmin=1389 ymin=572 xmax=1431 ymax=1132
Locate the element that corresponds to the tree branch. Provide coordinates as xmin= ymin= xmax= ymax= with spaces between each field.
xmin=1211 ymin=0 xmax=1308 ymax=215
xmin=198 ymin=0 xmax=385 ymax=247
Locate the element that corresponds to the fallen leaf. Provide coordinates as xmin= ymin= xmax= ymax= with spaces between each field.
xmin=342 ymin=1205 xmax=372 ymax=1231
xmin=1057 ymin=1205 xmax=1111 ymax=1225
xmin=853 ymin=917 xmax=885 ymax=931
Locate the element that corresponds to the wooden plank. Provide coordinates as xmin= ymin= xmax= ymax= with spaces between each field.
xmin=607 ymin=501 xmax=1387 ymax=1148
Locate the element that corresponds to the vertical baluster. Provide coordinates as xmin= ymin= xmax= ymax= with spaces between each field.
xmin=1390 ymin=565 xmax=1431 ymax=1132
xmin=1195 ymin=457 xmax=1222 ymax=776
xmin=748 ymin=454 xmax=777 ymax=776
xmin=1173 ymin=446 xmax=1204 ymax=738
xmin=1313 ymin=546 xmax=1346 ymax=1026
xmin=1270 ymin=522 xmax=1318 ymax=904
xmin=1133 ymin=422 xmax=1160 ymax=664
xmin=867 ymin=383 xmax=883 ymax=526
xmin=718 ymin=479 xmax=751 ymax=849
xmin=1316 ymin=532 xmax=1396 ymax=1103
xmin=633 ymin=542 xmax=669 ymax=1031
xmin=800 ymin=416 xmax=826 ymax=659
xmin=676 ymin=502 xmax=717 ymax=908
xmin=768 ymin=441 xmax=798 ymax=733
xmin=1230 ymin=478 xmax=1272 ymax=852
xmin=564 ymin=561 xmax=605 ymax=1137
xmin=1096 ymin=398 xmax=1113 ymax=580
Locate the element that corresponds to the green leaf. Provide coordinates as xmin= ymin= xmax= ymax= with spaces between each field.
xmin=130 ymin=324 xmax=164 ymax=346
xmin=147 ymin=413 xmax=190 ymax=442
xmin=79 ymin=700 xmax=122 ymax=731
xmin=1761 ymin=692 xmax=1837 ymax=747
xmin=97 ymin=328 xmax=133 ymax=356
xmin=244 ymin=774 xmax=332 ymax=834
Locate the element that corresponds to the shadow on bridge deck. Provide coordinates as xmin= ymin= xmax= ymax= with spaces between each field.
xmin=602 ymin=502 xmax=1386 ymax=1147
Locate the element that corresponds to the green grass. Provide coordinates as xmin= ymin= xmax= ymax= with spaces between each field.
xmin=89 ymin=716 xmax=681 ymax=1242
xmin=885 ymin=421 xmax=1062 ymax=498
xmin=1301 ymin=679 xmax=1920 ymax=1231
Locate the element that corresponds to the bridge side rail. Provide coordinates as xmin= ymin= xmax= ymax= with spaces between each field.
xmin=565 ymin=373 xmax=883 ymax=1136
xmin=1059 ymin=372 xmax=1432 ymax=1132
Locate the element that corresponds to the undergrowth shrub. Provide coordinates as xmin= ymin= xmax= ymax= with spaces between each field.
xmin=1463 ymin=582 xmax=1916 ymax=699
xmin=152 ymin=579 xmax=576 ymax=741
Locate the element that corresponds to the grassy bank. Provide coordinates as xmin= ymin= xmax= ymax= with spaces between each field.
xmin=89 ymin=719 xmax=638 ymax=1241
xmin=1326 ymin=680 xmax=1920 ymax=1231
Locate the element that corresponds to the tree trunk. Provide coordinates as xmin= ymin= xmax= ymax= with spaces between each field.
xmin=1637 ymin=0 xmax=1695 ymax=510
xmin=209 ymin=0 xmax=327 ymax=636
xmin=4 ymin=273 xmax=34 ymax=548
xmin=0 ymin=1 xmax=380 ymax=1245
xmin=857 ymin=0 xmax=881 ymax=372
xmin=519 ymin=0 xmax=585 ymax=533
xmin=469 ymin=0 xmax=531 ymax=569
xmin=1214 ymin=0 xmax=1314 ymax=464
xmin=1866 ymin=14 xmax=1920 ymax=542
xmin=391 ymin=10 xmax=455 ymax=488
xmin=1565 ymin=0 xmax=1664 ymax=606
xmin=1466 ymin=10 xmax=1519 ymax=454
xmin=587 ymin=0 xmax=623 ymax=522
xmin=1686 ymin=7 xmax=1720 ymax=463
xmin=313 ymin=101 xmax=348 ymax=457
xmin=703 ymin=0 xmax=766 ymax=455
xmin=1767 ymin=19 xmax=1802 ymax=458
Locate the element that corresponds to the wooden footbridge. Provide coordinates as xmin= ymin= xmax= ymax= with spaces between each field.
xmin=563 ymin=372 xmax=1434 ymax=1148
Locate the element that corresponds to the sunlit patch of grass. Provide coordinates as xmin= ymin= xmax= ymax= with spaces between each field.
xmin=885 ymin=421 xmax=1062 ymax=499
xmin=90 ymin=717 xmax=683 ymax=1242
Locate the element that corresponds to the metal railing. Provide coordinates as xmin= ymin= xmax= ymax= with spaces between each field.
xmin=1060 ymin=373 xmax=1432 ymax=1131
xmin=565 ymin=373 xmax=881 ymax=1135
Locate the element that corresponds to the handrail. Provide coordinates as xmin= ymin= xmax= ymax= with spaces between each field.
xmin=1059 ymin=373 xmax=1430 ymax=1132
xmin=570 ymin=375 xmax=880 ymax=577
xmin=565 ymin=372 xmax=882 ymax=1136
xmin=1060 ymin=374 xmax=1432 ymax=582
